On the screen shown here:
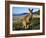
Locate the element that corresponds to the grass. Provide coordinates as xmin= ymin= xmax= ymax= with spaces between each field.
xmin=13 ymin=17 xmax=40 ymax=31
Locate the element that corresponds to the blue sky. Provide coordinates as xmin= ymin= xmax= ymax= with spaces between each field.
xmin=12 ymin=7 xmax=40 ymax=14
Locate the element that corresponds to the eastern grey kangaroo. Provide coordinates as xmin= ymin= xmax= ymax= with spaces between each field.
xmin=22 ymin=8 xmax=33 ymax=29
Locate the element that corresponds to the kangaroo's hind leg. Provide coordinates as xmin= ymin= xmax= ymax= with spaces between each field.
xmin=22 ymin=20 xmax=27 ymax=29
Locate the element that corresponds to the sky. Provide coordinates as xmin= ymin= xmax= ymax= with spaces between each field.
xmin=12 ymin=7 xmax=40 ymax=14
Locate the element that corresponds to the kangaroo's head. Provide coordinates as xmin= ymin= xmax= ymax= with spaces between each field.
xmin=28 ymin=8 xmax=33 ymax=15
xmin=28 ymin=8 xmax=33 ymax=21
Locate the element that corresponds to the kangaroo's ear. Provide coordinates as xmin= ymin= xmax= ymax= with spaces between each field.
xmin=32 ymin=9 xmax=33 ymax=11
xmin=29 ymin=8 xmax=30 ymax=11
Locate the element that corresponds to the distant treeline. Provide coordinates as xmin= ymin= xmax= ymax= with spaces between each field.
xmin=32 ymin=10 xmax=40 ymax=15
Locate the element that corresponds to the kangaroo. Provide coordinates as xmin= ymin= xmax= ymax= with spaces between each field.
xmin=22 ymin=8 xmax=33 ymax=29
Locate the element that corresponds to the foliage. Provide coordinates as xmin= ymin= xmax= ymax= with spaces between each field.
xmin=13 ymin=17 xmax=40 ymax=30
